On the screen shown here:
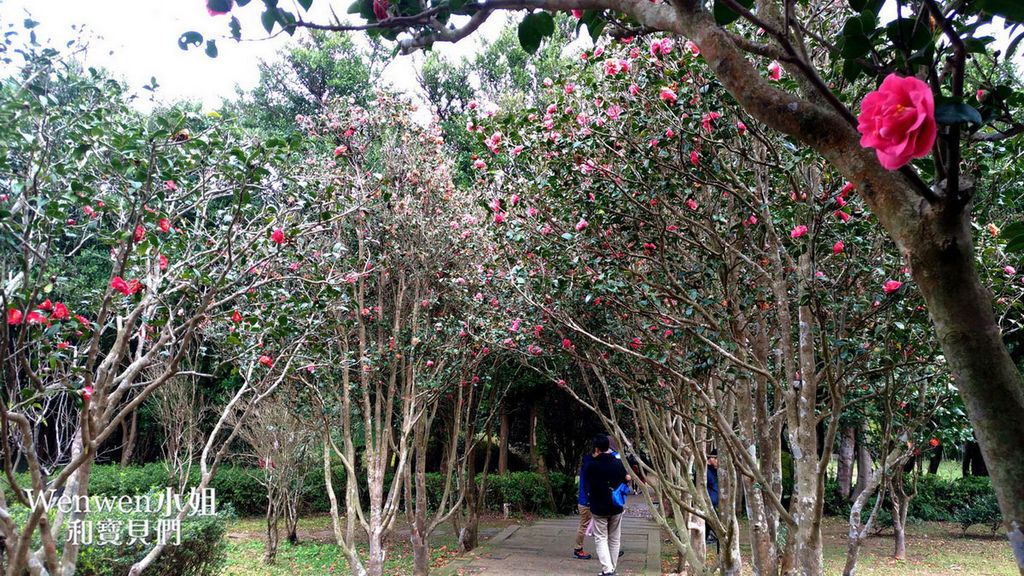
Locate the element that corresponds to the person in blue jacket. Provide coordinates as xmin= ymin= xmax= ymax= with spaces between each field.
xmin=587 ymin=434 xmax=631 ymax=576
xmin=706 ymin=451 xmax=719 ymax=509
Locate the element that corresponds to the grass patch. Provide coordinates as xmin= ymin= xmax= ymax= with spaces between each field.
xmin=223 ymin=513 xmax=510 ymax=575
xmin=661 ymin=516 xmax=1016 ymax=575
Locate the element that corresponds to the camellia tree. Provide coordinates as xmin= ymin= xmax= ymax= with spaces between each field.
xmin=457 ymin=36 xmax=961 ymax=573
xmin=0 ymin=40 xmax=321 ymax=575
xmin=191 ymin=0 xmax=1024 ymax=569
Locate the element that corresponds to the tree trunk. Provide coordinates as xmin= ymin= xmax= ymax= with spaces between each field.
xmin=962 ymin=441 xmax=989 ymax=477
xmin=459 ymin=448 xmax=480 ymax=552
xmin=528 ymin=398 xmax=557 ymax=512
xmin=927 ymin=447 xmax=942 ymax=475
xmin=367 ymin=528 xmax=386 ymax=576
xmin=119 ymin=411 xmax=138 ymax=468
xmin=837 ymin=426 xmax=856 ymax=500
xmin=853 ymin=430 xmax=872 ymax=499
xmin=498 ymin=410 xmax=509 ymax=476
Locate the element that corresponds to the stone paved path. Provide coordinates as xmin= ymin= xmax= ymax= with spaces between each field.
xmin=440 ymin=496 xmax=661 ymax=576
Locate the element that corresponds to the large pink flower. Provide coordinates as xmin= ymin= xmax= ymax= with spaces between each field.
xmin=857 ymin=74 xmax=937 ymax=170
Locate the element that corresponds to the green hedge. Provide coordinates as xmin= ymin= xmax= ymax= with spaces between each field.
xmin=825 ymin=474 xmax=1000 ymax=526
xmin=421 ymin=471 xmax=576 ymax=515
xmin=76 ymin=501 xmax=231 ymax=576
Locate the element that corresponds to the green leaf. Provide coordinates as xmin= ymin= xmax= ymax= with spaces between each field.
xmin=23 ymin=18 xmax=39 ymax=29
xmin=713 ymin=0 xmax=741 ymax=25
xmin=205 ymin=39 xmax=219 ymax=58
xmin=842 ymin=58 xmax=864 ymax=82
xmin=178 ymin=31 xmax=204 ymax=51
xmin=934 ymin=103 xmax=982 ymax=125
xmin=517 ymin=12 xmax=555 ymax=55
xmin=229 ymin=16 xmax=242 ymax=40
xmin=261 ymin=9 xmax=278 ymax=34
xmin=1001 ymin=222 xmax=1024 ymax=254
xmin=207 ymin=0 xmax=233 ymax=13
xmin=298 ymin=0 xmax=313 ymax=9
xmin=975 ymin=0 xmax=1024 ymax=22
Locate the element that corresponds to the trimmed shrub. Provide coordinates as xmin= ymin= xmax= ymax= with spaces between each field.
xmin=74 ymin=496 xmax=232 ymax=576
xmin=954 ymin=493 xmax=1002 ymax=534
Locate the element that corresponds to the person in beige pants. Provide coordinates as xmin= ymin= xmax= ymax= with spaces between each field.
xmin=587 ymin=435 xmax=631 ymax=576
xmin=573 ymin=447 xmax=598 ymax=559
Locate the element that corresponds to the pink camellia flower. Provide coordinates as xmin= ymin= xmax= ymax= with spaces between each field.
xmin=81 ymin=386 xmax=94 ymax=402
xmin=833 ymin=241 xmax=844 ymax=254
xmin=836 ymin=196 xmax=848 ymax=207
xmin=564 ymin=83 xmax=575 ymax=95
xmin=841 ymin=182 xmax=855 ymax=196
xmin=258 ymin=355 xmax=273 ymax=367
xmin=575 ymin=218 xmax=588 ymax=231
xmin=52 ymin=303 xmax=70 ymax=320
xmin=159 ymin=219 xmax=171 ymax=232
xmin=510 ymin=194 xmax=520 ymax=206
xmin=665 ymin=128 xmax=675 ymax=138
xmin=606 ymin=105 xmax=623 ymax=120
xmin=494 ymin=213 xmax=505 ymax=224
xmin=684 ymin=40 xmax=700 ymax=56
xmin=8 ymin=308 xmax=23 ymax=325
xmin=736 ymin=121 xmax=747 ymax=134
xmin=111 ymin=276 xmax=131 ymax=295
xmin=164 ymin=180 xmax=177 ymax=191
xmin=206 ymin=0 xmax=232 ymax=16
xmin=84 ymin=205 xmax=95 ymax=217
xmin=883 ymin=280 xmax=903 ymax=293
xmin=57 ymin=342 xmax=70 ymax=349
xmin=334 ymin=146 xmax=345 ymax=157
xmin=158 ymin=254 xmax=168 ymax=271
xmin=857 ymin=73 xmax=937 ymax=170
xmin=473 ymin=159 xmax=487 ymax=169
xmin=271 ymin=228 xmax=285 ymax=244
xmin=526 ymin=207 xmax=538 ymax=217
xmin=835 ymin=210 xmax=851 ymax=222
xmin=791 ymin=225 xmax=808 ymax=238
xmin=1005 ymin=266 xmax=1016 ymax=275
xmin=767 ymin=61 xmax=782 ymax=80
xmin=372 ymin=0 xmax=389 ymax=20
xmin=571 ymin=9 xmax=583 ymax=18
xmin=690 ymin=151 xmax=699 ymax=165
xmin=543 ymin=77 xmax=553 ymax=87
xmin=134 ymin=225 xmax=145 ymax=242
xmin=25 ymin=311 xmax=46 ymax=325
xmin=562 ymin=338 xmax=572 ymax=348
xmin=629 ymin=84 xmax=640 ymax=96
xmin=686 ymin=199 xmax=698 ymax=210
xmin=659 ymin=87 xmax=678 ymax=103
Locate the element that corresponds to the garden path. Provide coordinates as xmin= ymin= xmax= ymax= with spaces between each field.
xmin=439 ymin=494 xmax=661 ymax=576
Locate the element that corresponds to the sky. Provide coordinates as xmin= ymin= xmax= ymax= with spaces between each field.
xmin=1 ymin=0 xmax=1018 ymax=113
xmin=0 ymin=0 xmax=511 ymax=111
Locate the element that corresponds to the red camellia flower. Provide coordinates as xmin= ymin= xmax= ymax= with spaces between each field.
xmin=372 ymin=0 xmax=389 ymax=20
xmin=57 ymin=342 xmax=70 ymax=349
xmin=52 ymin=303 xmax=70 ymax=320
xmin=271 ymin=228 xmax=285 ymax=244
xmin=659 ymin=87 xmax=678 ymax=103
xmin=39 ymin=299 xmax=53 ymax=311
xmin=81 ymin=386 xmax=94 ymax=402
xmin=883 ymin=280 xmax=903 ymax=293
xmin=857 ymin=74 xmax=937 ymax=170
xmin=159 ymin=219 xmax=171 ymax=232
xmin=575 ymin=219 xmax=588 ymax=232
xmin=258 ymin=355 xmax=274 ymax=367
xmin=25 ymin=311 xmax=46 ymax=325
xmin=833 ymin=241 xmax=844 ymax=255
xmin=7 ymin=308 xmax=23 ymax=325
xmin=164 ymin=180 xmax=177 ymax=191
xmin=768 ymin=61 xmax=782 ymax=80
xmin=929 ymin=437 xmax=940 ymax=447
xmin=791 ymin=225 xmax=808 ymax=238
xmin=158 ymin=254 xmax=168 ymax=271
xmin=562 ymin=338 xmax=572 ymax=348
xmin=232 ymin=311 xmax=243 ymax=322
xmin=134 ymin=225 xmax=145 ymax=242
xmin=111 ymin=276 xmax=130 ymax=295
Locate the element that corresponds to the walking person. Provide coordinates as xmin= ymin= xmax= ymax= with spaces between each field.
xmin=587 ymin=434 xmax=631 ymax=576
xmin=706 ymin=450 xmax=720 ymax=552
xmin=573 ymin=447 xmax=598 ymax=560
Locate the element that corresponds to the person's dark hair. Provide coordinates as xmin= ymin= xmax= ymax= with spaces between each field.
xmin=594 ymin=434 xmax=610 ymax=452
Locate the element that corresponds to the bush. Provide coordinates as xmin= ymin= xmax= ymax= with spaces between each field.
xmin=954 ymin=493 xmax=1002 ymax=534
xmin=74 ymin=495 xmax=232 ymax=576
